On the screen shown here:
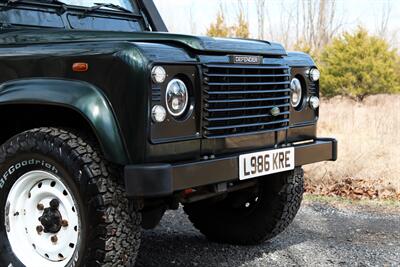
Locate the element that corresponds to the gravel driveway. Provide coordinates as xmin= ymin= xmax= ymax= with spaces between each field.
xmin=136 ymin=200 xmax=400 ymax=266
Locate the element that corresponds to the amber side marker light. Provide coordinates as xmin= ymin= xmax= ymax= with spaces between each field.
xmin=72 ymin=62 xmax=89 ymax=72
xmin=183 ymin=188 xmax=194 ymax=196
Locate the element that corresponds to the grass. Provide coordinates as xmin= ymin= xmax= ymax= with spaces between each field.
xmin=304 ymin=194 xmax=400 ymax=208
xmin=304 ymin=94 xmax=400 ymax=199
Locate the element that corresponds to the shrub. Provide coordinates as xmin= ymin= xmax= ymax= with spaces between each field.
xmin=206 ymin=6 xmax=249 ymax=38
xmin=206 ymin=11 xmax=230 ymax=38
xmin=319 ymin=27 xmax=400 ymax=100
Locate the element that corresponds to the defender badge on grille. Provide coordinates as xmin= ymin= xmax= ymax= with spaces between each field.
xmin=230 ymin=55 xmax=263 ymax=65
xmin=270 ymin=107 xmax=281 ymax=116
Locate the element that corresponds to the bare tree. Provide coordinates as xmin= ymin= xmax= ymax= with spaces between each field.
xmin=189 ymin=6 xmax=197 ymax=35
xmin=376 ymin=0 xmax=392 ymax=39
xmin=234 ymin=0 xmax=250 ymax=38
xmin=256 ymin=0 xmax=265 ymax=39
xmin=295 ymin=0 xmax=300 ymax=42
xmin=260 ymin=1 xmax=295 ymax=48
xmin=296 ymin=0 xmax=342 ymax=54
xmin=231 ymin=0 xmax=347 ymax=52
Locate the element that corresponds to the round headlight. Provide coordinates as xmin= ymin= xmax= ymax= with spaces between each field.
xmin=290 ymin=78 xmax=303 ymax=108
xmin=309 ymin=68 xmax=320 ymax=82
xmin=151 ymin=105 xmax=167 ymax=122
xmin=309 ymin=96 xmax=320 ymax=110
xmin=165 ymin=79 xmax=189 ymax=117
xmin=151 ymin=66 xmax=167 ymax=84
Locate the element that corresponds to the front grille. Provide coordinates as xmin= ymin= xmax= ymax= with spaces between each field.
xmin=202 ymin=64 xmax=291 ymax=138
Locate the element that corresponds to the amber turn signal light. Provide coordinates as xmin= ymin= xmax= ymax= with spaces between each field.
xmin=72 ymin=62 xmax=89 ymax=72
xmin=183 ymin=188 xmax=194 ymax=196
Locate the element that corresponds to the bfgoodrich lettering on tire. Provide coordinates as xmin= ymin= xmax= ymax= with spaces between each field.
xmin=0 ymin=128 xmax=141 ymax=267
xmin=184 ymin=168 xmax=304 ymax=245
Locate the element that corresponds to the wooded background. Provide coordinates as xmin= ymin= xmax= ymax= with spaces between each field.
xmin=203 ymin=0 xmax=400 ymax=100
xmin=155 ymin=0 xmax=400 ymax=200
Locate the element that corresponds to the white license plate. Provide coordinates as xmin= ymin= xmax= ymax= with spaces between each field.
xmin=239 ymin=147 xmax=295 ymax=180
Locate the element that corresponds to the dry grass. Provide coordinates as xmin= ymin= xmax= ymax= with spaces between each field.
xmin=304 ymin=94 xmax=400 ymax=199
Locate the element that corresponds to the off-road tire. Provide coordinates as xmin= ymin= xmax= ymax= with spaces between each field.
xmin=184 ymin=168 xmax=304 ymax=245
xmin=0 ymin=128 xmax=141 ymax=267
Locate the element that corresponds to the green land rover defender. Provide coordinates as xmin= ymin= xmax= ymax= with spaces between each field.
xmin=0 ymin=0 xmax=337 ymax=266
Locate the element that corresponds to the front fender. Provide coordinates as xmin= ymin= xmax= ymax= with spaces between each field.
xmin=285 ymin=51 xmax=316 ymax=67
xmin=0 ymin=78 xmax=129 ymax=164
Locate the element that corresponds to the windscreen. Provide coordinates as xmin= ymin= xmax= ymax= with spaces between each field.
xmin=61 ymin=0 xmax=136 ymax=11
xmin=0 ymin=0 xmax=144 ymax=31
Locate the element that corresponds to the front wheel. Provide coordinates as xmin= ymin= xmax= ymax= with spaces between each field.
xmin=0 ymin=128 xmax=141 ymax=267
xmin=184 ymin=168 xmax=304 ymax=245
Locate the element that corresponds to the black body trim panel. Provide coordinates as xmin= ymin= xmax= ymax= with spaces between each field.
xmin=125 ymin=138 xmax=337 ymax=197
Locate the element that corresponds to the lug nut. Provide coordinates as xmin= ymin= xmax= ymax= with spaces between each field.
xmin=61 ymin=220 xmax=69 ymax=227
xmin=37 ymin=204 xmax=44 ymax=211
xmin=36 ymin=225 xmax=43 ymax=234
xmin=50 ymin=199 xmax=60 ymax=210
xmin=51 ymin=235 xmax=58 ymax=244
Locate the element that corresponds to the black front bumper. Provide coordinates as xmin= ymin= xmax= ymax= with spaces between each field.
xmin=125 ymin=138 xmax=337 ymax=198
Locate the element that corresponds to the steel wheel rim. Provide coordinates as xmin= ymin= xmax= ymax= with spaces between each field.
xmin=4 ymin=170 xmax=80 ymax=267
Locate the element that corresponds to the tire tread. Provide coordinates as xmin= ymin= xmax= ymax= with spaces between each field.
xmin=0 ymin=127 xmax=141 ymax=267
xmin=184 ymin=168 xmax=304 ymax=245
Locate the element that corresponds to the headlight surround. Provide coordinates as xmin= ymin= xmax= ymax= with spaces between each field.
xmin=309 ymin=68 xmax=320 ymax=82
xmin=290 ymin=78 xmax=303 ymax=108
xmin=165 ymin=79 xmax=189 ymax=117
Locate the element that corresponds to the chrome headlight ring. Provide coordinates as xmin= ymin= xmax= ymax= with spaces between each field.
xmin=165 ymin=79 xmax=189 ymax=117
xmin=290 ymin=78 xmax=303 ymax=108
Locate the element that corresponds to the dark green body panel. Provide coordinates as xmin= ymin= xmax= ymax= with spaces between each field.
xmin=0 ymin=37 xmax=152 ymax=164
xmin=0 ymin=29 xmax=286 ymax=56
xmin=0 ymin=78 xmax=130 ymax=164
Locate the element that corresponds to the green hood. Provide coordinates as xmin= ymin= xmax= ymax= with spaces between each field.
xmin=0 ymin=29 xmax=287 ymax=56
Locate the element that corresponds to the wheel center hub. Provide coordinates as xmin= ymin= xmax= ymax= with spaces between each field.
xmin=39 ymin=199 xmax=62 ymax=233
xmin=6 ymin=172 xmax=80 ymax=266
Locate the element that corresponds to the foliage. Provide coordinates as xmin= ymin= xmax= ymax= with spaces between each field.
xmin=319 ymin=27 xmax=400 ymax=100
xmin=206 ymin=5 xmax=249 ymax=39
xmin=293 ymin=40 xmax=314 ymax=57
xmin=206 ymin=10 xmax=230 ymax=38
xmin=233 ymin=9 xmax=249 ymax=38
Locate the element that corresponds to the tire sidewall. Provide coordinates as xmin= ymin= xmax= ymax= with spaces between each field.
xmin=0 ymin=152 xmax=86 ymax=267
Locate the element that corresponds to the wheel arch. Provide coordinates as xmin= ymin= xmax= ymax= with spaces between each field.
xmin=0 ymin=78 xmax=130 ymax=165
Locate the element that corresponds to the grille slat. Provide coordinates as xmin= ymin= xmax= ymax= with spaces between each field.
xmin=205 ymin=119 xmax=290 ymax=131
xmin=309 ymin=82 xmax=318 ymax=94
xmin=152 ymin=87 xmax=161 ymax=103
xmin=206 ymin=127 xmax=290 ymax=139
xmin=205 ymin=103 xmax=290 ymax=113
xmin=206 ymin=96 xmax=290 ymax=104
xmin=205 ymin=81 xmax=290 ymax=86
xmin=203 ymin=63 xmax=291 ymax=138
xmin=205 ymin=73 xmax=290 ymax=78
xmin=206 ymin=89 xmax=291 ymax=95
xmin=205 ymin=64 xmax=288 ymax=70
xmin=206 ymin=111 xmax=290 ymax=122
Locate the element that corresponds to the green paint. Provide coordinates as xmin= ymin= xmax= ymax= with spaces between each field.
xmin=0 ymin=78 xmax=129 ymax=164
